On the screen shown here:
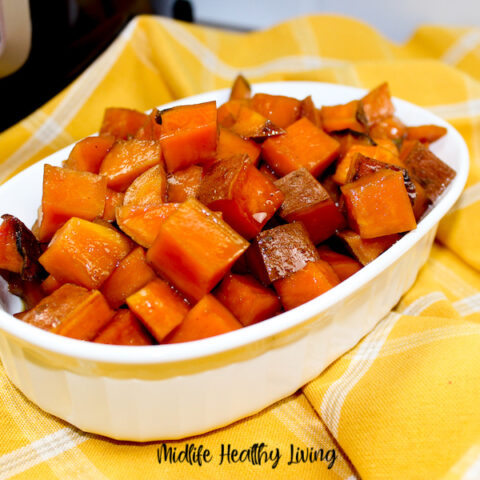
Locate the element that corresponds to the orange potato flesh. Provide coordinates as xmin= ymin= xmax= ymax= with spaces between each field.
xmin=41 ymin=275 xmax=63 ymax=295
xmin=251 ymin=93 xmax=301 ymax=129
xmin=134 ymin=109 xmax=163 ymax=141
xmin=147 ymin=198 xmax=249 ymax=301
xmin=229 ymin=75 xmax=251 ymax=101
xmin=321 ymin=100 xmax=365 ymax=133
xmin=357 ymin=82 xmax=395 ymax=127
xmin=127 ymin=279 xmax=190 ymax=342
xmin=216 ymin=127 xmax=261 ymax=165
xmin=64 ymin=135 xmax=115 ymax=173
xmin=0 ymin=217 xmax=23 ymax=274
xmin=99 ymin=107 xmax=148 ymax=140
xmin=217 ymin=99 xmax=248 ymax=128
xmin=39 ymin=218 xmax=132 ymax=289
xmin=165 ymin=294 xmax=241 ymax=343
xmin=102 ymin=188 xmax=125 ymax=222
xmin=406 ymin=125 xmax=447 ymax=143
xmin=369 ymin=116 xmax=406 ymax=142
xmin=123 ymin=164 xmax=167 ymax=207
xmin=300 ymin=96 xmax=321 ymax=127
xmin=230 ymin=105 xmax=285 ymax=139
xmin=316 ymin=245 xmax=362 ymax=281
xmin=167 ymin=165 xmax=203 ymax=203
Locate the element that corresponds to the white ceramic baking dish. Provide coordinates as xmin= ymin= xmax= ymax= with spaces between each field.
xmin=0 ymin=82 xmax=469 ymax=441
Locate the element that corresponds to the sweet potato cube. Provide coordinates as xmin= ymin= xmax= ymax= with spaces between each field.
xmin=215 ymin=273 xmax=281 ymax=326
xmin=406 ymin=125 xmax=447 ymax=144
xmin=198 ymin=156 xmax=284 ymax=239
xmin=357 ymin=83 xmax=395 ymax=127
xmin=316 ymin=245 xmax=362 ymax=281
xmin=337 ymin=230 xmax=400 ymax=265
xmin=99 ymin=139 xmax=162 ymax=192
xmin=262 ymin=117 xmax=340 ymax=177
xmin=321 ymin=100 xmax=365 ymax=133
xmin=127 ymin=279 xmax=190 ymax=342
xmin=41 ymin=275 xmax=63 ymax=295
xmin=101 ymin=247 xmax=156 ymax=308
xmin=36 ymin=165 xmax=107 ymax=242
xmin=369 ymin=116 xmax=406 ymax=141
xmin=39 ymin=218 xmax=131 ymax=289
xmin=94 ymin=309 xmax=153 ymax=346
xmin=230 ymin=74 xmax=251 ymax=101
xmin=167 ymin=165 xmax=203 ymax=203
xmin=123 ymin=164 xmax=167 ymax=207
xmin=300 ymin=96 xmax=321 ymax=127
xmin=246 ymin=222 xmax=320 ymax=285
xmin=412 ymin=179 xmax=431 ymax=220
xmin=159 ymin=101 xmax=217 ymax=172
xmin=259 ymin=163 xmax=279 ymax=183
xmin=216 ymin=127 xmax=261 ymax=165
xmin=273 ymin=260 xmax=339 ymax=311
xmin=230 ymin=105 xmax=285 ymax=140
xmin=341 ymin=169 xmax=417 ymax=238
xmin=403 ymin=141 xmax=456 ymax=202
xmin=166 ymin=294 xmax=241 ymax=343
xmin=134 ymin=109 xmax=163 ymax=141
xmin=116 ymin=203 xmax=179 ymax=248
xmin=331 ymin=130 xmax=374 ymax=158
xmin=64 ymin=135 xmax=115 ymax=173
xmin=0 ymin=223 xmax=22 ymax=273
xmin=99 ymin=107 xmax=148 ymax=140
xmin=251 ymin=93 xmax=301 ymax=128
xmin=217 ymin=99 xmax=247 ymax=128
xmin=102 ymin=188 xmax=124 ymax=222
xmin=274 ymin=168 xmax=345 ymax=244
xmin=147 ymin=198 xmax=249 ymax=301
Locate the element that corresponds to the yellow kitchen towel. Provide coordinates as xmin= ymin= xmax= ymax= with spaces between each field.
xmin=1 ymin=14 xmax=480 ymax=480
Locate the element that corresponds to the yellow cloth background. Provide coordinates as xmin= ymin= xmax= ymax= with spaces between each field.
xmin=1 ymin=14 xmax=480 ymax=479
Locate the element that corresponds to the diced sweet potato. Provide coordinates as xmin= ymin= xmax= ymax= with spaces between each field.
xmin=64 ymin=135 xmax=115 ymax=173
xmin=217 ymin=99 xmax=247 ymax=128
xmin=262 ymin=117 xmax=340 ymax=177
xmin=321 ymin=100 xmax=365 ymax=133
xmin=99 ymin=107 xmax=148 ymax=140
xmin=246 ymin=222 xmax=320 ymax=285
xmin=406 ymin=125 xmax=447 ymax=143
xmin=369 ymin=116 xmax=406 ymax=142
xmin=357 ymin=82 xmax=395 ymax=127
xmin=134 ymin=109 xmax=163 ymax=141
xmin=99 ymin=139 xmax=162 ymax=192
xmin=41 ymin=275 xmax=63 ymax=295
xmin=341 ymin=169 xmax=417 ymax=238
xmin=94 ymin=309 xmax=153 ymax=346
xmin=251 ymin=93 xmax=301 ymax=128
xmin=198 ymin=156 xmax=284 ymax=239
xmin=101 ymin=247 xmax=156 ymax=308
xmin=331 ymin=130 xmax=374 ymax=158
xmin=39 ymin=218 xmax=132 ymax=289
xmin=165 ymin=294 xmax=241 ymax=343
xmin=274 ymin=168 xmax=345 ymax=244
xmin=127 ymin=279 xmax=190 ymax=342
xmin=316 ymin=245 xmax=362 ymax=280
xmin=300 ymin=96 xmax=321 ymax=127
xmin=216 ymin=127 xmax=261 ymax=165
xmin=123 ymin=164 xmax=167 ymax=207
xmin=230 ymin=105 xmax=285 ymax=140
xmin=412 ymin=179 xmax=431 ymax=220
xmin=215 ymin=273 xmax=281 ymax=326
xmin=37 ymin=165 xmax=107 ymax=242
xmin=167 ymin=166 xmax=203 ymax=203
xmin=403 ymin=141 xmax=456 ymax=202
xmin=273 ymin=260 xmax=339 ymax=310
xmin=147 ymin=198 xmax=249 ymax=301
xmin=116 ymin=203 xmax=179 ymax=248
xmin=230 ymin=74 xmax=251 ymax=101
xmin=258 ymin=163 xmax=279 ymax=183
xmin=337 ymin=230 xmax=400 ymax=265
xmin=159 ymin=101 xmax=217 ymax=172
xmin=102 ymin=188 xmax=124 ymax=222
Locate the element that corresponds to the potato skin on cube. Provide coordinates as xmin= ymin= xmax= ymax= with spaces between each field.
xmin=147 ymin=198 xmax=249 ymax=301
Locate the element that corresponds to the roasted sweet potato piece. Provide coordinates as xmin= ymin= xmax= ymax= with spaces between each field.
xmin=36 ymin=165 xmax=107 ymax=242
xmin=217 ymin=99 xmax=247 ymax=128
xmin=230 ymin=105 xmax=285 ymax=140
xmin=300 ymin=96 xmax=321 ymax=127
xmin=246 ymin=222 xmax=320 ymax=285
xmin=262 ymin=117 xmax=340 ymax=177
xmin=251 ymin=93 xmax=301 ymax=129
xmin=316 ymin=245 xmax=362 ymax=281
xmin=216 ymin=127 xmax=261 ymax=165
xmin=123 ymin=164 xmax=167 ymax=207
xmin=159 ymin=101 xmax=217 ymax=172
xmin=64 ymin=135 xmax=115 ymax=173
xmin=1 ymin=270 xmax=45 ymax=310
xmin=94 ymin=309 xmax=153 ymax=346
xmin=39 ymin=218 xmax=131 ymax=289
xmin=134 ymin=109 xmax=163 ymax=141
xmin=147 ymin=198 xmax=249 ymax=301
xmin=258 ymin=163 xmax=279 ymax=183
xmin=127 ymin=279 xmax=190 ymax=342
xmin=369 ymin=116 xmax=406 ymax=142
xmin=337 ymin=230 xmax=400 ymax=265
xmin=116 ymin=203 xmax=179 ymax=248
xmin=230 ymin=74 xmax=251 ymax=101
xmin=198 ymin=156 xmax=284 ymax=239
xmin=41 ymin=275 xmax=63 ymax=295
xmin=99 ymin=139 xmax=162 ymax=192
xmin=412 ymin=179 xmax=431 ymax=220
xmin=357 ymin=82 xmax=395 ymax=127
xmin=403 ymin=141 xmax=456 ymax=202
xmin=274 ymin=168 xmax=345 ymax=244
xmin=331 ymin=130 xmax=374 ymax=158
xmin=406 ymin=125 xmax=447 ymax=144
xmin=341 ymin=169 xmax=416 ymax=238
xmin=165 ymin=294 xmax=241 ymax=343
xmin=273 ymin=260 xmax=339 ymax=311
xmin=321 ymin=100 xmax=365 ymax=133
xmin=101 ymin=247 xmax=156 ymax=308
xmin=99 ymin=107 xmax=148 ymax=140
xmin=215 ymin=273 xmax=281 ymax=326
xmin=102 ymin=188 xmax=124 ymax=222
xmin=167 ymin=166 xmax=203 ymax=203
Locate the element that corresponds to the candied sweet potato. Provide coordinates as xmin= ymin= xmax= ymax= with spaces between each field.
xmin=167 ymin=165 xmax=203 ymax=203
xmin=251 ymin=93 xmax=301 ymax=129
xmin=300 ymin=96 xmax=321 ymax=127
xmin=134 ymin=109 xmax=163 ymax=141
xmin=102 ymin=188 xmax=124 ymax=222
xmin=39 ymin=218 xmax=131 ymax=289
xmin=357 ymin=82 xmax=395 ymax=127
xmin=316 ymin=245 xmax=362 ymax=281
xmin=321 ymin=100 xmax=365 ymax=133
xmin=262 ymin=117 xmax=340 ymax=177
xmin=216 ymin=127 xmax=261 ymax=165
xmin=165 ymin=294 xmax=241 ymax=343
xmin=230 ymin=74 xmax=251 ymax=101
xmin=123 ymin=164 xmax=167 ymax=207
xmin=217 ymin=99 xmax=247 ymax=128
xmin=406 ymin=125 xmax=447 ymax=143
xmin=147 ymin=198 xmax=249 ymax=301
xmin=230 ymin=105 xmax=285 ymax=140
xmin=127 ymin=279 xmax=190 ymax=342
xmin=369 ymin=116 xmax=406 ymax=142
xmin=99 ymin=107 xmax=148 ymax=139
xmin=41 ymin=275 xmax=63 ymax=295
xmin=215 ymin=273 xmax=281 ymax=326
xmin=64 ymin=135 xmax=115 ymax=173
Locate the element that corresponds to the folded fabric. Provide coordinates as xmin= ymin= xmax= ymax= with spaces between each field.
xmin=1 ymin=14 xmax=480 ymax=480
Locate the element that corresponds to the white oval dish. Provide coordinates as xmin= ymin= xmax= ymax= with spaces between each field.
xmin=0 ymin=82 xmax=469 ymax=441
